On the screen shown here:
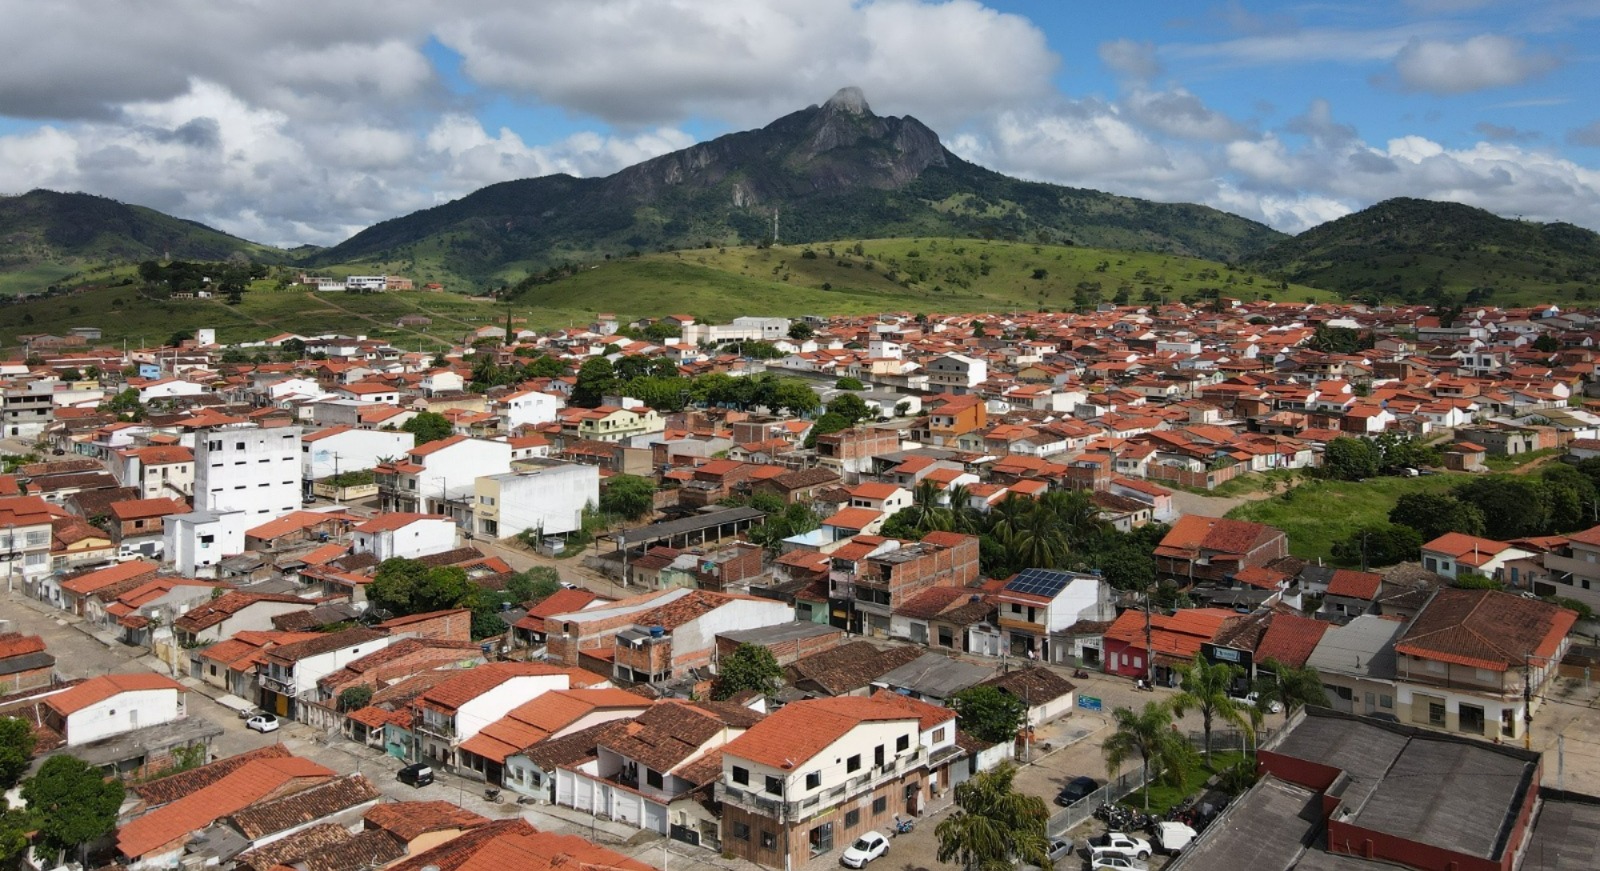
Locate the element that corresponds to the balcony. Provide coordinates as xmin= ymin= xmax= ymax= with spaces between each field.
xmin=716 ymin=748 xmax=927 ymax=818
xmin=259 ymin=673 xmax=296 ymax=696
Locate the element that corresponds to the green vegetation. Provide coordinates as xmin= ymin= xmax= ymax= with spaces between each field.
xmin=936 ymin=762 xmax=1051 ymax=871
xmin=1122 ymin=751 xmax=1247 ymax=815
xmin=1228 ymin=475 xmax=1462 ymax=564
xmin=949 ymin=685 xmax=1027 ymax=744
xmin=598 ymin=475 xmax=656 ymax=520
xmin=337 ymin=686 xmax=373 ymax=712
xmin=0 ymin=718 xmax=36 ymax=789
xmin=1103 ymin=701 xmax=1199 ymax=812
xmin=401 ymin=411 xmax=453 ymax=446
xmin=711 ymin=644 xmax=784 ymax=701
xmin=1171 ymin=656 xmax=1258 ymax=762
xmin=20 ymin=755 xmax=125 ymax=862
xmin=1243 ymin=197 xmax=1600 ymax=306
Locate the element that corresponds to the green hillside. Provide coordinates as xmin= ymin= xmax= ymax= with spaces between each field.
xmin=0 ymin=190 xmax=290 ymax=295
xmin=1243 ymin=197 xmax=1600 ymax=306
xmin=0 ymin=238 xmax=1333 ymax=350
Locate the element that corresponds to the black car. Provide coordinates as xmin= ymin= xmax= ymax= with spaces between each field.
xmin=1055 ymin=775 xmax=1099 ymax=806
xmin=397 ymin=762 xmax=434 ymax=787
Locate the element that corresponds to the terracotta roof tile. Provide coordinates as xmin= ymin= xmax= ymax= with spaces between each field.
xmin=1396 ymin=588 xmax=1577 ymax=671
xmin=46 ymin=673 xmax=184 ymax=716
xmin=362 ymin=801 xmax=489 ymax=842
xmin=230 ymin=775 xmax=382 ymax=840
xmin=1253 ymin=612 xmax=1332 ymax=669
xmin=131 ymin=744 xmax=294 ymax=806
xmin=117 ymin=756 xmax=334 ymax=858
xmin=724 ymin=696 xmax=919 ymax=769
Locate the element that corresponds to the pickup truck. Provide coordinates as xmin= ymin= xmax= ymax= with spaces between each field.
xmin=1090 ymin=832 xmax=1152 ymax=861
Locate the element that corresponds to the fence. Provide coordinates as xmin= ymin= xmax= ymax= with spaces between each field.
xmin=1047 ymin=724 xmax=1275 ymax=835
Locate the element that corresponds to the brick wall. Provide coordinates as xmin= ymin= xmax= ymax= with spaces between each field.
xmin=696 ymin=543 xmax=765 ymax=591
xmin=384 ymin=609 xmax=471 ymax=642
xmin=722 ymin=770 xmax=923 ymax=869
xmin=715 ymin=626 xmax=844 ymax=667
xmin=876 ymin=535 xmax=980 ymax=607
xmin=0 ymin=664 xmax=52 ymax=694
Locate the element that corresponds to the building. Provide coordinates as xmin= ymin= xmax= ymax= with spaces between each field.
xmin=1534 ymin=524 xmax=1600 ymax=611
xmin=1153 ymin=514 xmax=1289 ymax=584
xmin=375 ymin=435 xmax=512 ymax=528
xmin=925 ymin=353 xmax=988 ymax=393
xmin=412 ymin=662 xmax=603 ymax=769
xmin=0 ymin=633 xmax=54 ymax=693
xmin=351 ymin=513 xmax=457 ymax=561
xmin=716 ymin=696 xmax=929 ymax=868
xmin=1102 ymin=607 xmax=1240 ymax=685
xmin=1392 ymin=587 xmax=1575 ymax=740
xmin=498 ymin=388 xmax=563 ymax=429
xmin=828 ymin=531 xmax=980 ymax=637
xmin=1419 ymin=532 xmax=1535 ymax=582
xmin=195 ymin=426 xmax=302 ymax=521
xmin=1 ymin=495 xmax=58 ymax=598
xmin=115 ymin=445 xmax=195 ymax=499
xmin=172 ymin=591 xmax=316 ymax=647
xmin=43 ymin=673 xmax=188 ymax=746
xmin=300 ymin=425 xmax=412 ymax=486
xmin=467 ymin=688 xmax=650 ymax=789
xmin=990 ymin=568 xmax=1116 ymax=664
xmin=163 ymin=509 xmax=251 ymax=578
xmin=259 ymin=628 xmax=393 ymax=718
xmin=472 ymin=460 xmax=599 ymax=539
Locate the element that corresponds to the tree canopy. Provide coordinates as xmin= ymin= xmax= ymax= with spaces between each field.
xmin=367 ymin=558 xmax=475 ymax=617
xmin=712 ymin=644 xmax=783 ymax=700
xmin=599 ymin=475 xmax=655 ymax=520
xmin=20 ymin=755 xmax=125 ymax=860
xmin=949 ymin=685 xmax=1026 ymax=744
xmin=935 ymin=763 xmax=1050 ymax=871
xmin=0 ymin=718 xmax=36 ymax=789
xmin=401 ymin=411 xmax=453 ymax=446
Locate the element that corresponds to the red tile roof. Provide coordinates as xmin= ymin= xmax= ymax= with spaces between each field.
xmin=1396 ymin=588 xmax=1577 ymax=671
xmin=723 ymin=695 xmax=919 ymax=769
xmin=354 ymin=512 xmax=451 ymax=532
xmin=1326 ymin=569 xmax=1384 ymax=600
xmin=46 ymin=673 xmax=185 ymax=716
xmin=1253 ymin=612 xmax=1331 ymax=669
xmin=363 ymin=801 xmax=489 ymax=841
xmin=117 ymin=756 xmax=334 ymax=858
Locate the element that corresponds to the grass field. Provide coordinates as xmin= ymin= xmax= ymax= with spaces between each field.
xmin=1225 ymin=474 xmax=1464 ymax=564
xmin=1122 ymin=751 xmax=1248 ymax=815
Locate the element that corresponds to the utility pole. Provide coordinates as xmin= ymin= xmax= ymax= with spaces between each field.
xmin=1524 ymin=653 xmax=1534 ymax=750
xmin=1144 ymin=591 xmax=1155 ymax=689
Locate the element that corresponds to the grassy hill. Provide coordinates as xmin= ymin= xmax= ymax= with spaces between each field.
xmin=0 ymin=190 xmax=289 ymax=295
xmin=0 ymin=238 xmax=1335 ymax=350
xmin=1243 ymin=197 xmax=1600 ymax=306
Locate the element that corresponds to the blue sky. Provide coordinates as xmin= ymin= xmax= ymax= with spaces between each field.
xmin=1 ymin=0 xmax=1597 ymax=246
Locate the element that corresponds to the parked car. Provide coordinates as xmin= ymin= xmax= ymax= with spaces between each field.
xmin=1055 ymin=775 xmax=1099 ymax=806
xmin=1046 ymin=837 xmax=1073 ymax=863
xmin=397 ymin=762 xmax=434 ymax=788
xmin=1231 ymin=691 xmax=1283 ymax=714
xmin=245 ymin=714 xmax=279 ymax=733
xmin=1091 ymin=832 xmax=1152 ymax=861
xmin=840 ymin=832 xmax=889 ymax=868
xmin=1090 ymin=851 xmax=1148 ymax=871
xmin=1154 ymin=821 xmax=1197 ymax=854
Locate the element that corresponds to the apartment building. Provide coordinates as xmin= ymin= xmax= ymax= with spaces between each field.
xmin=195 ymin=425 xmax=302 ymax=521
xmin=375 ymin=435 xmax=512 ymax=527
xmin=1 ymin=495 xmax=59 ymax=599
xmin=828 ymin=531 xmax=980 ymax=637
xmin=472 ymin=460 xmax=598 ymax=539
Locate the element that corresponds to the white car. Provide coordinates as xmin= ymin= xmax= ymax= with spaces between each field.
xmin=1092 ymin=833 xmax=1152 ymax=861
xmin=1232 ymin=691 xmax=1284 ymax=714
xmin=840 ymin=831 xmax=888 ymax=868
xmin=1090 ymin=852 xmax=1147 ymax=871
xmin=246 ymin=714 xmax=280 ymax=733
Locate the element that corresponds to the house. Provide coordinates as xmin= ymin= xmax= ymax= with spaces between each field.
xmin=1534 ymin=524 xmax=1600 ymax=612
xmin=828 ymin=531 xmax=980 ymax=637
xmin=1318 ymin=569 xmax=1384 ymax=622
xmin=300 ymin=425 xmax=412 ymax=485
xmin=498 ymin=388 xmax=563 ymax=429
xmin=868 ymin=650 xmax=993 ymax=705
xmin=467 ymin=687 xmax=651 ymax=789
xmin=977 ymin=665 xmax=1077 ymax=728
xmin=1304 ymin=614 xmax=1404 ymax=720
xmin=1 ymin=495 xmax=59 ymax=600
xmin=55 ymin=559 xmax=159 ymax=616
xmin=991 ymin=568 xmax=1116 ymax=665
xmin=172 ymin=591 xmax=316 ymax=647
xmin=377 ymin=608 xmax=472 ymax=642
xmin=1392 ymin=587 xmax=1576 ymax=740
xmin=553 ymin=700 xmax=758 ymax=835
xmin=926 ymin=353 xmax=988 ymax=393
xmin=108 ymin=497 xmax=186 ymax=559
xmin=259 ymin=628 xmax=394 ymax=718
xmin=412 ymin=662 xmax=606 ymax=770
xmin=716 ymin=695 xmax=929 ymax=868
xmin=191 ymin=630 xmax=321 ymax=699
xmin=218 ymin=775 xmax=383 ymax=863
xmin=44 ymin=673 xmax=188 ymax=746
xmin=1102 ymin=607 xmax=1240 ymax=685
xmin=508 ymin=587 xmax=605 ymax=649
xmin=0 ymin=633 xmax=55 ymax=693
xmin=376 ymin=435 xmax=512 ymax=527
xmin=785 ymin=642 xmax=926 ymax=698
xmin=351 ymin=513 xmax=457 ymax=561
xmin=472 ymin=460 xmax=599 ymax=539
xmin=1153 ymin=514 xmax=1289 ymax=584
xmin=1419 ymin=532 xmax=1534 ymax=582
xmin=115 ymin=445 xmax=195 ymax=499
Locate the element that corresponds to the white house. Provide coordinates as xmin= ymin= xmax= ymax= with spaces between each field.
xmin=172 ymin=591 xmax=316 ymax=647
xmin=499 ymin=388 xmax=563 ymax=429
xmin=992 ymin=569 xmax=1117 ymax=665
xmin=259 ymin=627 xmax=394 ymax=719
xmin=195 ymin=425 xmax=302 ymax=521
xmin=926 ymin=354 xmax=988 ymax=394
xmin=376 ymin=435 xmax=513 ymax=528
xmin=351 ymin=513 xmax=457 ymax=561
xmin=43 ymin=673 xmax=187 ymax=746
xmin=137 ymin=378 xmax=206 ymax=404
xmin=300 ymin=425 xmax=412 ymax=483
xmin=414 ymin=662 xmax=606 ymax=769
xmin=163 ymin=509 xmax=251 ymax=578
xmin=473 ymin=461 xmax=599 ymax=539
xmin=1 ymin=496 xmax=59 ymax=598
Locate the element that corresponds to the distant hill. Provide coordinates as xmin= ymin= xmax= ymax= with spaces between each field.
xmin=312 ymin=87 xmax=1284 ymax=286
xmin=1243 ymin=197 xmax=1600 ymax=305
xmin=0 ymin=189 xmax=288 ymax=295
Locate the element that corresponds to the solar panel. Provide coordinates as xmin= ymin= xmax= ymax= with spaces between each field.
xmin=1004 ymin=567 xmax=1075 ymax=598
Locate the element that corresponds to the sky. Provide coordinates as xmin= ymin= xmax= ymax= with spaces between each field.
xmin=2 ymin=0 xmax=1599 ymax=249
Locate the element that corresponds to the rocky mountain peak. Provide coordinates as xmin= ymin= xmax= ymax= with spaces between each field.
xmin=823 ymin=86 xmax=871 ymax=116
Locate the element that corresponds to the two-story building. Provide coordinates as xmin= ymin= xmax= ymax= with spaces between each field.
xmin=829 ymin=532 xmax=979 ymax=637
xmin=412 ymin=662 xmax=605 ymax=770
xmin=717 ymin=696 xmax=929 ymax=868
xmin=472 ymin=460 xmax=598 ymax=539
xmin=1534 ymin=523 xmax=1600 ymax=612
xmin=375 ymin=435 xmax=512 ymax=527
xmin=989 ymin=568 xmax=1116 ymax=664
xmin=259 ymin=627 xmax=393 ymax=719
xmin=466 ymin=687 xmax=650 ymax=790
xmin=1419 ymin=532 xmax=1534 ymax=582
xmin=2 ymin=495 xmax=59 ymax=601
xmin=300 ymin=425 xmax=412 ymax=489
xmin=114 ymin=445 xmax=195 ymax=499
xmin=1153 ymin=514 xmax=1289 ymax=584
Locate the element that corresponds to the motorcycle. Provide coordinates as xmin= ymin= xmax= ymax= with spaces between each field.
xmin=891 ymin=815 xmax=915 ymax=836
xmin=517 ymin=795 xmax=537 ymax=806
xmin=1072 ymin=669 xmax=1090 ymax=679
xmin=484 ymin=787 xmax=503 ymax=804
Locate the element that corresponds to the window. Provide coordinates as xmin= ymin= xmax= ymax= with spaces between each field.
xmin=872 ymin=796 xmax=887 ymax=814
xmin=844 ymin=809 xmax=860 ymax=828
xmin=646 ymin=769 xmax=664 ymax=789
xmin=1379 ymin=694 xmax=1393 ymax=709
xmin=805 ymin=771 xmax=821 ymax=790
xmin=896 ymin=735 xmax=909 ymax=752
xmin=732 ymin=822 xmax=750 ymax=841
xmin=846 ymin=755 xmax=861 ymax=773
xmin=874 ymin=746 xmax=885 ymax=768
xmin=1428 ymin=701 xmax=1446 ymax=727
xmin=932 ymin=727 xmax=947 ymax=743
xmin=760 ymin=831 xmax=777 ymax=850
xmin=732 ymin=766 xmax=749 ymax=785
xmin=1459 ymin=704 xmax=1486 ymax=735
xmin=765 ymin=775 xmax=783 ymax=796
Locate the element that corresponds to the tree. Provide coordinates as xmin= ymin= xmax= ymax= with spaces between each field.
xmin=600 ymin=475 xmax=655 ymax=520
xmin=1329 ymin=523 xmax=1422 ymax=569
xmin=367 ymin=559 xmax=475 ymax=616
xmin=825 ymin=392 xmax=872 ymax=424
xmin=949 ymin=685 xmax=1026 ymax=744
xmin=506 ymin=566 xmax=562 ymax=603
xmin=802 ymin=412 xmax=851 ymax=448
xmin=712 ymin=643 xmax=783 ymax=700
xmin=0 ymin=718 xmax=36 ymax=789
xmin=402 ymin=411 xmax=453 ymax=446
xmin=1102 ymin=701 xmax=1195 ymax=810
xmin=788 ymin=322 xmax=815 ymax=341
xmin=1532 ymin=333 xmax=1560 ymax=353
xmin=834 ymin=376 xmax=864 ymax=391
xmin=1322 ymin=437 xmax=1380 ymax=481
xmin=0 ymin=800 xmax=32 ymax=870
xmin=572 ymin=357 xmax=618 ymax=407
xmin=1388 ymin=492 xmax=1485 ymax=540
xmin=166 ymin=330 xmax=193 ymax=347
xmin=20 ymin=755 xmax=124 ymax=862
xmin=337 ymin=686 xmax=373 ymax=712
xmin=1455 ymin=476 xmax=1553 ymax=539
xmin=1170 ymin=657 xmax=1256 ymax=762
xmin=971 ymin=321 xmax=986 ymax=338
xmin=1255 ymin=658 xmax=1330 ymax=721
xmin=935 ymin=762 xmax=1050 ymax=871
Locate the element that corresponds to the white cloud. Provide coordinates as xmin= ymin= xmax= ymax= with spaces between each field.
xmin=1124 ymin=88 xmax=1248 ymax=142
xmin=1098 ymin=39 xmax=1162 ymax=81
xmin=1391 ymin=35 xmax=1559 ymax=95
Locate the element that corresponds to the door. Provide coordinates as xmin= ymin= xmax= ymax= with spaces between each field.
xmin=644 ymin=800 xmax=667 ymax=833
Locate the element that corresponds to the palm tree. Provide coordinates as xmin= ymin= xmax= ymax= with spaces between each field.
xmin=946 ymin=483 xmax=980 ymax=533
xmin=1040 ymin=488 xmax=1107 ymax=547
xmin=1006 ymin=508 xmax=1069 ymax=569
xmin=1255 ymin=658 xmax=1331 ymax=722
xmin=935 ymin=762 xmax=1050 ymax=871
xmin=1102 ymin=701 xmax=1196 ymax=811
xmin=901 ymin=478 xmax=954 ymax=534
xmin=1170 ymin=656 xmax=1257 ymax=762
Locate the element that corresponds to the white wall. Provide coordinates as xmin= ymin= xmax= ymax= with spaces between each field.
xmin=417 ymin=439 xmax=513 ymax=505
xmin=673 ymin=599 xmax=795 ymax=659
xmin=727 ymin=718 xmax=919 ymax=799
xmin=284 ymin=636 xmax=395 ymax=689
xmin=196 ymin=426 xmax=302 ymax=520
xmin=353 ymin=517 xmax=458 ymax=560
xmin=164 ymin=510 xmax=250 ymax=577
xmin=454 ymin=674 xmax=575 ymax=740
xmin=486 ymin=463 xmax=599 ymax=537
xmin=65 ymin=688 xmax=183 ymax=745
xmin=303 ymin=428 xmax=412 ymax=481
xmin=503 ymin=391 xmax=563 ymax=428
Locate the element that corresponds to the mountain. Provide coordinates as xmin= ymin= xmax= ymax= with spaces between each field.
xmin=313 ymin=87 xmax=1284 ymax=283
xmin=1243 ymin=197 xmax=1600 ymax=304
xmin=0 ymin=189 xmax=287 ymax=270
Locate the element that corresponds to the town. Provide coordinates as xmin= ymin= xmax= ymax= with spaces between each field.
xmin=3 ymin=299 xmax=1598 ymax=871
